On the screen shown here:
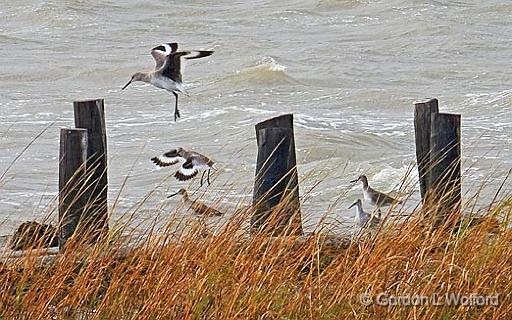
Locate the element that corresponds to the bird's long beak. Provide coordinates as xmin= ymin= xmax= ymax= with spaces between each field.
xmin=349 ymin=178 xmax=359 ymax=183
xmin=121 ymin=80 xmax=132 ymax=90
xmin=167 ymin=191 xmax=180 ymax=198
xmin=348 ymin=201 xmax=358 ymax=209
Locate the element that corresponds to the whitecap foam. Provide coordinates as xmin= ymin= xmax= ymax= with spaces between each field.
xmin=222 ymin=56 xmax=297 ymax=86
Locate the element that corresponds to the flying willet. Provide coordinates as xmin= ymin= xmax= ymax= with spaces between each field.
xmin=348 ymin=199 xmax=380 ymax=229
xmin=151 ymin=147 xmax=214 ymax=186
xmin=350 ymin=175 xmax=402 ymax=209
xmin=168 ymin=188 xmax=224 ymax=217
xmin=122 ymin=42 xmax=214 ymax=121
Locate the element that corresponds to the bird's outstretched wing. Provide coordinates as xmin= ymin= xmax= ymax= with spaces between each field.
xmin=160 ymin=52 xmax=188 ymax=82
xmin=151 ymin=43 xmax=178 ymax=70
xmin=151 ymin=149 xmax=184 ymax=167
xmin=184 ymin=50 xmax=214 ymax=60
xmin=175 ymin=158 xmax=199 ymax=181
xmin=160 ymin=50 xmax=214 ymax=82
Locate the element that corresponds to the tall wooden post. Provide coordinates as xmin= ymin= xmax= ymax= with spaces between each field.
xmin=59 ymin=128 xmax=88 ymax=249
xmin=252 ymin=114 xmax=302 ymax=235
xmin=414 ymin=99 xmax=439 ymax=202
xmin=73 ymin=99 xmax=108 ymax=239
xmin=429 ymin=112 xmax=461 ymax=228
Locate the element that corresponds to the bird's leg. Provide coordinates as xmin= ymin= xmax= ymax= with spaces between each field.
xmin=207 ymin=169 xmax=211 ymax=186
xmin=200 ymin=170 xmax=207 ymax=187
xmin=173 ymin=92 xmax=180 ymax=121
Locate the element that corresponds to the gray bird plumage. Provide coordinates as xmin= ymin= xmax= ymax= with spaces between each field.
xmin=348 ymin=199 xmax=380 ymax=229
xmin=168 ymin=188 xmax=224 ymax=217
xmin=350 ymin=175 xmax=401 ymax=208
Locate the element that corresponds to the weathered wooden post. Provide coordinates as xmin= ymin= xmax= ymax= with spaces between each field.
xmin=73 ymin=99 xmax=109 ymax=239
xmin=414 ymin=98 xmax=439 ymax=202
xmin=414 ymin=98 xmax=462 ymax=230
xmin=252 ymin=114 xmax=302 ymax=235
xmin=429 ymin=112 xmax=461 ymax=228
xmin=59 ymin=128 xmax=88 ymax=249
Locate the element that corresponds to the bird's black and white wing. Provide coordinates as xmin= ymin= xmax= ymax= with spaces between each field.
xmin=184 ymin=50 xmax=214 ymax=61
xmin=160 ymin=50 xmax=214 ymax=82
xmin=159 ymin=52 xmax=186 ymax=82
xmin=151 ymin=149 xmax=184 ymax=167
xmin=175 ymin=158 xmax=199 ymax=181
xmin=151 ymin=42 xmax=179 ymax=70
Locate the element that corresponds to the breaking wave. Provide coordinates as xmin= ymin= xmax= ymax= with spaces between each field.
xmin=222 ymin=57 xmax=298 ymax=86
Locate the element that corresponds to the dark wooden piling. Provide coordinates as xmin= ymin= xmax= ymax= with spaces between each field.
xmin=73 ymin=99 xmax=109 ymax=239
xmin=429 ymin=112 xmax=461 ymax=228
xmin=252 ymin=114 xmax=302 ymax=235
xmin=58 ymin=128 xmax=88 ymax=249
xmin=414 ymin=99 xmax=439 ymax=202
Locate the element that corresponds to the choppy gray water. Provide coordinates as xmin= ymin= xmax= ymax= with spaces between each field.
xmin=1 ymin=0 xmax=511 ymax=235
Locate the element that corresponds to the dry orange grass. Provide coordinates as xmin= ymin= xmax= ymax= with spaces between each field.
xmin=0 ymin=188 xmax=511 ymax=319
xmin=1 ymin=132 xmax=511 ymax=319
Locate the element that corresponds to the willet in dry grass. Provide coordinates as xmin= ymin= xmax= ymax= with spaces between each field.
xmin=350 ymin=175 xmax=402 ymax=210
xmin=168 ymin=188 xmax=224 ymax=217
xmin=151 ymin=147 xmax=214 ymax=186
xmin=122 ymin=42 xmax=214 ymax=121
xmin=348 ymin=199 xmax=380 ymax=229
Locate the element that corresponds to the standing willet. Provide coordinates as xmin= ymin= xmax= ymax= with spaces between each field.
xmin=168 ymin=188 xmax=224 ymax=217
xmin=348 ymin=199 xmax=380 ymax=229
xmin=122 ymin=42 xmax=214 ymax=121
xmin=151 ymin=147 xmax=214 ymax=186
xmin=350 ymin=175 xmax=402 ymax=210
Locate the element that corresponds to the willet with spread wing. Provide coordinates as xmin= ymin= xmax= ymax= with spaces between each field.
xmin=151 ymin=147 xmax=214 ymax=186
xmin=122 ymin=42 xmax=214 ymax=121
